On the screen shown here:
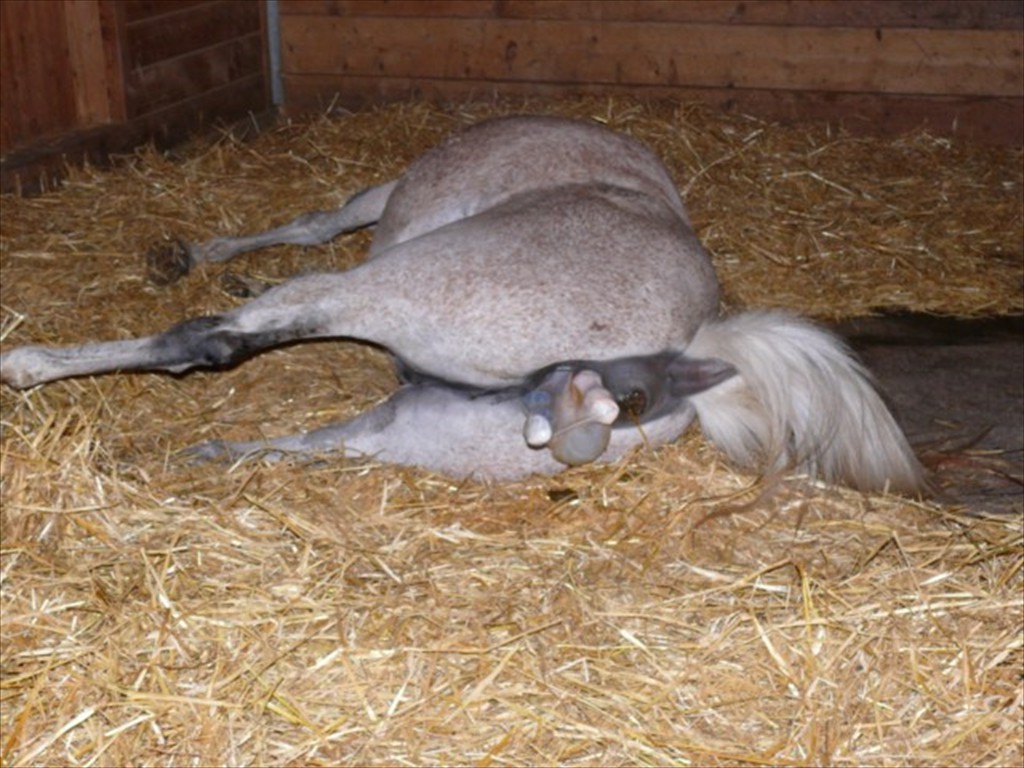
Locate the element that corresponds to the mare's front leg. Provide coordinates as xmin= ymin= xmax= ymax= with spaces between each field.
xmin=182 ymin=181 xmax=397 ymax=269
xmin=186 ymin=354 xmax=736 ymax=478
xmin=190 ymin=369 xmax=623 ymax=472
xmin=188 ymin=384 xmax=570 ymax=480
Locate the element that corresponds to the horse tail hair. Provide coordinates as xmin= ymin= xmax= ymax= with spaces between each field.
xmin=686 ymin=310 xmax=924 ymax=494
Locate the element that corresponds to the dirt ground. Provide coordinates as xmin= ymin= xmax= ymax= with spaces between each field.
xmin=836 ymin=313 xmax=1022 ymax=515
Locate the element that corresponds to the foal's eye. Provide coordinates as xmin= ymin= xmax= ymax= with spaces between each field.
xmin=618 ymin=389 xmax=648 ymax=419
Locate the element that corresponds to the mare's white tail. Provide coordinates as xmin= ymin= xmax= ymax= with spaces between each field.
xmin=687 ymin=311 xmax=924 ymax=494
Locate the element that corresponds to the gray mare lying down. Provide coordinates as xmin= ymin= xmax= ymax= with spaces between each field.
xmin=0 ymin=116 xmax=924 ymax=492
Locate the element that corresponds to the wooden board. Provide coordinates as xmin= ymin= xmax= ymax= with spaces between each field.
xmin=1 ymin=0 xmax=270 ymax=194
xmin=121 ymin=0 xmax=212 ymax=23
xmin=281 ymin=15 xmax=1020 ymax=98
xmin=278 ymin=0 xmax=1024 ymax=144
xmin=282 ymin=0 xmax=1024 ymax=29
xmin=1 ymin=74 xmax=267 ymax=196
xmin=495 ymin=0 xmax=1024 ymax=28
xmin=122 ymin=0 xmax=262 ymax=70
xmin=125 ymin=35 xmax=265 ymax=119
xmin=284 ymin=74 xmax=1022 ymax=146
xmin=0 ymin=1 xmax=78 ymax=152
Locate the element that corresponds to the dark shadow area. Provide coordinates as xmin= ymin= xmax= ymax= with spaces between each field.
xmin=833 ymin=313 xmax=1023 ymax=515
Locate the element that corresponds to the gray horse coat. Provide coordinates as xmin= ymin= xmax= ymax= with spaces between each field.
xmin=0 ymin=116 xmax=923 ymax=492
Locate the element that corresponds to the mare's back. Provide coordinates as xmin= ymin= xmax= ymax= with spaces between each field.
xmin=372 ymin=116 xmax=689 ymax=253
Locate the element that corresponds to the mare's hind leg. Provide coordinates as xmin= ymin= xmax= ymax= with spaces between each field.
xmin=0 ymin=272 xmax=350 ymax=389
xmin=4 ymin=182 xmax=406 ymax=388
xmin=184 ymin=180 xmax=397 ymax=267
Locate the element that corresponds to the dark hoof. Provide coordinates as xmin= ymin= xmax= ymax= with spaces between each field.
xmin=220 ymin=272 xmax=275 ymax=299
xmin=145 ymin=238 xmax=193 ymax=285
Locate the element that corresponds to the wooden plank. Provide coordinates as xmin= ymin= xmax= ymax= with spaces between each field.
xmin=125 ymin=34 xmax=265 ymax=119
xmin=0 ymin=0 xmax=77 ymax=153
xmin=63 ymin=0 xmax=116 ymax=125
xmin=280 ymin=0 xmax=1024 ymax=30
xmin=133 ymin=72 xmax=269 ymax=145
xmin=2 ymin=0 xmax=269 ymax=191
xmin=496 ymin=1 xmax=1024 ymax=30
xmin=124 ymin=0 xmax=261 ymax=70
xmin=282 ymin=73 xmax=1024 ymax=146
xmin=100 ymin=0 xmax=129 ymax=123
xmin=122 ymin=0 xmax=216 ymax=24
xmin=280 ymin=16 xmax=1023 ymax=98
xmin=281 ymin=1 xmax=497 ymax=17
xmin=1 ymin=74 xmax=269 ymax=195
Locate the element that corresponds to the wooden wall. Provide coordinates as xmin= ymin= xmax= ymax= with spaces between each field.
xmin=119 ymin=0 xmax=266 ymax=129
xmin=1 ymin=0 xmax=269 ymax=194
xmin=278 ymin=0 xmax=1024 ymax=144
xmin=2 ymin=0 xmax=1019 ymax=194
xmin=1 ymin=1 xmax=117 ymax=154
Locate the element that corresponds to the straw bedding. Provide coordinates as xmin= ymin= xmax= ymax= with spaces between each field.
xmin=1 ymin=99 xmax=1021 ymax=766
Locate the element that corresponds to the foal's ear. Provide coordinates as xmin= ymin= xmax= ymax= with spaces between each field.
xmin=667 ymin=355 xmax=737 ymax=397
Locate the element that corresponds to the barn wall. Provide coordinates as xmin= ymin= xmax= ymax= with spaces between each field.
xmin=120 ymin=0 xmax=266 ymax=127
xmin=1 ymin=0 xmax=270 ymax=194
xmin=2 ymin=1 xmax=1019 ymax=195
xmin=1 ymin=1 xmax=98 ymax=152
xmin=278 ymin=0 xmax=1023 ymax=144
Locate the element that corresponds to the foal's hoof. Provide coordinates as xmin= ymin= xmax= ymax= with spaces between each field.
xmin=549 ymin=421 xmax=613 ymax=467
xmin=521 ymin=369 xmax=621 ymax=466
xmin=145 ymin=238 xmax=193 ymax=285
